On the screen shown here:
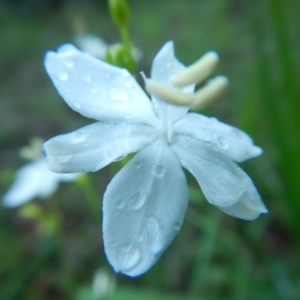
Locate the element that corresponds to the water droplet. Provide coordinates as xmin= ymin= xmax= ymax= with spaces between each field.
xmin=134 ymin=233 xmax=144 ymax=243
xmin=130 ymin=190 xmax=146 ymax=210
xmin=105 ymin=74 xmax=111 ymax=79
xmin=146 ymin=217 xmax=163 ymax=253
xmin=56 ymin=155 xmax=71 ymax=163
xmin=109 ymin=88 xmax=130 ymax=102
xmin=118 ymin=245 xmax=141 ymax=270
xmin=121 ymin=69 xmax=129 ymax=77
xmin=64 ymin=59 xmax=74 ymax=68
xmin=73 ymin=131 xmax=85 ymax=143
xmin=116 ymin=199 xmax=124 ymax=209
xmin=110 ymin=239 xmax=117 ymax=246
xmin=210 ymin=117 xmax=219 ymax=123
xmin=82 ymin=74 xmax=92 ymax=82
xmin=73 ymin=102 xmax=82 ymax=110
xmin=216 ymin=135 xmax=229 ymax=149
xmin=151 ymin=165 xmax=165 ymax=177
xmin=90 ymin=87 xmax=98 ymax=94
xmin=173 ymin=221 xmax=182 ymax=231
xmin=124 ymin=81 xmax=132 ymax=88
xmin=134 ymin=161 xmax=142 ymax=168
xmin=126 ymin=115 xmax=131 ymax=120
xmin=57 ymin=71 xmax=68 ymax=81
xmin=166 ymin=61 xmax=171 ymax=68
xmin=202 ymin=133 xmax=210 ymax=141
xmin=232 ymin=128 xmax=246 ymax=139
xmin=114 ymin=155 xmax=126 ymax=162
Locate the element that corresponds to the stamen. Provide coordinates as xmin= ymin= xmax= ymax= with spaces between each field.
xmin=145 ymin=79 xmax=193 ymax=105
xmin=170 ymin=51 xmax=219 ymax=87
xmin=190 ymin=76 xmax=228 ymax=110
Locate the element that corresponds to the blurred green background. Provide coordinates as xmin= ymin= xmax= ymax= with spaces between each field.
xmin=1 ymin=0 xmax=300 ymax=299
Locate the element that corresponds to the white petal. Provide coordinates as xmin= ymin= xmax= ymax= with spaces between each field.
xmin=2 ymin=159 xmax=58 ymax=207
xmin=103 ymin=139 xmax=189 ymax=276
xmin=173 ymin=113 xmax=262 ymax=162
xmin=150 ymin=41 xmax=195 ymax=123
xmin=44 ymin=44 xmax=157 ymax=126
xmin=44 ymin=122 xmax=158 ymax=173
xmin=171 ymin=135 xmax=267 ymax=220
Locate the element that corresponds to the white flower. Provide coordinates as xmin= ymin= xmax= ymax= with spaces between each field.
xmin=2 ymin=139 xmax=80 ymax=208
xmin=43 ymin=41 xmax=268 ymax=277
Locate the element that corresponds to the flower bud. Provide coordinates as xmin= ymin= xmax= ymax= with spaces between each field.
xmin=109 ymin=0 xmax=130 ymax=27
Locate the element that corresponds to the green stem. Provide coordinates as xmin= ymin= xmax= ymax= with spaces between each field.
xmin=189 ymin=209 xmax=221 ymax=293
xmin=76 ymin=175 xmax=100 ymax=221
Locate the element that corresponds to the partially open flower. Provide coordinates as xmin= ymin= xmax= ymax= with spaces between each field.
xmin=43 ymin=41 xmax=267 ymax=277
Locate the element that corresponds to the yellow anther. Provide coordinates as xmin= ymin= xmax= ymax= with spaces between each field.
xmin=170 ymin=51 xmax=219 ymax=87
xmin=145 ymin=79 xmax=193 ymax=105
xmin=190 ymin=76 xmax=228 ymax=110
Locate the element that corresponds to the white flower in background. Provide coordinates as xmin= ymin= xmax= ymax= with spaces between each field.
xmin=76 ymin=34 xmax=108 ymax=59
xmin=92 ymin=269 xmax=116 ymax=299
xmin=76 ymin=33 xmax=142 ymax=61
xmin=2 ymin=138 xmax=80 ymax=208
xmin=43 ymin=41 xmax=268 ymax=277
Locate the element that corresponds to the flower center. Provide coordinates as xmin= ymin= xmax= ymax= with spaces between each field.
xmin=157 ymin=107 xmax=173 ymax=144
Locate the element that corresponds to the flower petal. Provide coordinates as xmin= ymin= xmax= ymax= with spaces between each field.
xmin=150 ymin=41 xmax=194 ymax=122
xmin=44 ymin=44 xmax=157 ymax=126
xmin=173 ymin=113 xmax=262 ymax=162
xmin=103 ymin=139 xmax=189 ymax=276
xmin=171 ymin=135 xmax=267 ymax=220
xmin=44 ymin=122 xmax=158 ymax=173
xmin=2 ymin=159 xmax=58 ymax=207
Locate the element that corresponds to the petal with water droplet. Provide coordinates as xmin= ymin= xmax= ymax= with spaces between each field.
xmin=44 ymin=122 xmax=158 ymax=173
xmin=44 ymin=44 xmax=157 ymax=126
xmin=103 ymin=139 xmax=189 ymax=276
xmin=171 ymin=135 xmax=268 ymax=220
xmin=173 ymin=113 xmax=263 ymax=162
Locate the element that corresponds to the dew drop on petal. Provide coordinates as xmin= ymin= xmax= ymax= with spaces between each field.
xmin=114 ymin=155 xmax=126 ymax=162
xmin=134 ymin=161 xmax=142 ymax=168
xmin=110 ymin=239 xmax=117 ymax=247
xmin=73 ymin=102 xmax=82 ymax=110
xmin=63 ymin=59 xmax=74 ymax=68
xmin=134 ymin=233 xmax=144 ymax=244
xmin=173 ymin=221 xmax=182 ymax=231
xmin=146 ymin=217 xmax=162 ymax=254
xmin=57 ymin=71 xmax=68 ymax=81
xmin=82 ymin=74 xmax=92 ymax=82
xmin=118 ymin=245 xmax=141 ymax=270
xmin=72 ymin=131 xmax=85 ymax=143
xmin=116 ymin=199 xmax=124 ymax=209
xmin=90 ymin=87 xmax=98 ymax=94
xmin=210 ymin=117 xmax=219 ymax=123
xmin=202 ymin=133 xmax=210 ymax=141
xmin=56 ymin=155 xmax=71 ymax=163
xmin=124 ymin=81 xmax=132 ymax=88
xmin=130 ymin=190 xmax=146 ymax=210
xmin=109 ymin=88 xmax=130 ymax=102
xmin=121 ymin=69 xmax=130 ymax=77
xmin=151 ymin=165 xmax=165 ymax=177
xmin=216 ymin=135 xmax=229 ymax=149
